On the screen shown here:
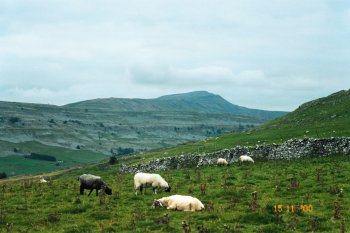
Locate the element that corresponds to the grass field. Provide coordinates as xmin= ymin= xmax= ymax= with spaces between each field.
xmin=1 ymin=154 xmax=349 ymax=232
xmin=0 ymin=140 xmax=110 ymax=176
xmin=1 ymin=90 xmax=349 ymax=232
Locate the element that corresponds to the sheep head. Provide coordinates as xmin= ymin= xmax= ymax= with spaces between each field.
xmin=103 ymin=185 xmax=112 ymax=195
xmin=152 ymin=199 xmax=163 ymax=208
xmin=163 ymin=186 xmax=171 ymax=192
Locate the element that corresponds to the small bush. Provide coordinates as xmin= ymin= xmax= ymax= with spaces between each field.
xmin=48 ymin=213 xmax=59 ymax=223
xmin=109 ymin=155 xmax=117 ymax=165
xmin=25 ymin=153 xmax=56 ymax=161
xmin=0 ymin=172 xmax=7 ymax=179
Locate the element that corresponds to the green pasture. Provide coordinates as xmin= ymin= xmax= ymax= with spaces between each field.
xmin=0 ymin=140 xmax=109 ymax=177
xmin=1 ymin=154 xmax=349 ymax=232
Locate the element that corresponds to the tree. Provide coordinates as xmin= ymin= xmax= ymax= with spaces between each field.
xmin=109 ymin=156 xmax=117 ymax=165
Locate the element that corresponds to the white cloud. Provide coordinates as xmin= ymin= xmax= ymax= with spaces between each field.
xmin=0 ymin=0 xmax=349 ymax=111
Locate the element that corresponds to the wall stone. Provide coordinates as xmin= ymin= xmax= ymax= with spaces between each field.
xmin=120 ymin=137 xmax=350 ymax=173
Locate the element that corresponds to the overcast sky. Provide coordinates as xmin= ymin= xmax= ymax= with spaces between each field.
xmin=0 ymin=0 xmax=349 ymax=111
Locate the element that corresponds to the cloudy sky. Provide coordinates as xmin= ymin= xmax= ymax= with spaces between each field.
xmin=0 ymin=0 xmax=349 ymax=111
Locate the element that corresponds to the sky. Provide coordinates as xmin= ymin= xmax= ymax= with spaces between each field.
xmin=0 ymin=0 xmax=349 ymax=111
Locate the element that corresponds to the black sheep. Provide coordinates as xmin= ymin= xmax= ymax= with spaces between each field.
xmin=78 ymin=174 xmax=112 ymax=196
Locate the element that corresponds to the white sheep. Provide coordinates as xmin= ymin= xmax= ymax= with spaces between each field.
xmin=134 ymin=172 xmax=171 ymax=195
xmin=152 ymin=195 xmax=205 ymax=212
xmin=239 ymin=155 xmax=254 ymax=164
xmin=39 ymin=176 xmax=47 ymax=183
xmin=217 ymin=158 xmax=228 ymax=166
xmin=78 ymin=174 xmax=112 ymax=196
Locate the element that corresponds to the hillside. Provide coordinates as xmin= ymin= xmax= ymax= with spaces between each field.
xmin=0 ymin=91 xmax=286 ymax=176
xmin=65 ymin=91 xmax=287 ymax=121
xmin=261 ymin=89 xmax=350 ymax=132
xmin=1 ymin=90 xmax=350 ymax=232
xmin=117 ymin=89 xmax=350 ymax=163
xmin=0 ymin=91 xmax=286 ymax=156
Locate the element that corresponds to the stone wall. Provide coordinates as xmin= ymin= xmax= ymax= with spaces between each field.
xmin=119 ymin=137 xmax=350 ymax=173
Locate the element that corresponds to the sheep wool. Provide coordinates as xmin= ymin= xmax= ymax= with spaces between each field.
xmin=153 ymin=195 xmax=205 ymax=212
xmin=134 ymin=172 xmax=171 ymax=195
xmin=78 ymin=174 xmax=112 ymax=196
xmin=217 ymin=158 xmax=228 ymax=166
xmin=239 ymin=155 xmax=254 ymax=163
xmin=39 ymin=176 xmax=47 ymax=183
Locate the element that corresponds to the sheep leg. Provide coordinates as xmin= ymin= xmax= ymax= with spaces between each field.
xmin=167 ymin=205 xmax=176 ymax=210
xmin=140 ymin=185 xmax=143 ymax=195
xmin=153 ymin=187 xmax=157 ymax=194
xmin=80 ymin=185 xmax=84 ymax=195
xmin=88 ymin=189 xmax=94 ymax=196
xmin=96 ymin=189 xmax=99 ymax=196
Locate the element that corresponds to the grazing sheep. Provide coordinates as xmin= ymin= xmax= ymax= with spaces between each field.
xmin=217 ymin=158 xmax=228 ymax=166
xmin=78 ymin=174 xmax=112 ymax=196
xmin=134 ymin=172 xmax=171 ymax=195
xmin=39 ymin=176 xmax=47 ymax=183
xmin=239 ymin=155 xmax=254 ymax=164
xmin=152 ymin=195 xmax=204 ymax=212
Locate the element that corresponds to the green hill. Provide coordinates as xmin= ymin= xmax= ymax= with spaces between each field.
xmin=261 ymin=89 xmax=350 ymax=134
xmin=65 ymin=91 xmax=287 ymax=121
xmin=0 ymin=91 xmax=286 ymax=177
xmin=1 ymin=90 xmax=350 ymax=232
xmin=118 ymin=89 xmax=350 ymax=163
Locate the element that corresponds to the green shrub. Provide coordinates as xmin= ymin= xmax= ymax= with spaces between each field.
xmin=0 ymin=172 xmax=7 ymax=179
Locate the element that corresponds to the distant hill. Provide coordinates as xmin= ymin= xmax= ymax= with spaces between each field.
xmin=121 ymin=89 xmax=350 ymax=163
xmin=65 ymin=91 xmax=287 ymax=121
xmin=0 ymin=91 xmax=286 ymax=158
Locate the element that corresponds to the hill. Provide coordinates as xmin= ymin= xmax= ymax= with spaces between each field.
xmin=0 ymin=91 xmax=286 ymax=176
xmin=1 ymin=90 xmax=350 ymax=232
xmin=117 ymin=89 xmax=350 ymax=163
xmin=156 ymin=91 xmax=286 ymax=120
xmin=65 ymin=91 xmax=287 ymax=121
xmin=261 ymin=89 xmax=350 ymax=133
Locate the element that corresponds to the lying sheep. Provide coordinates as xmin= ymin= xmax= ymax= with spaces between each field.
xmin=152 ymin=195 xmax=205 ymax=212
xmin=217 ymin=158 xmax=228 ymax=166
xmin=134 ymin=172 xmax=171 ymax=195
xmin=39 ymin=176 xmax=47 ymax=183
xmin=239 ymin=155 xmax=254 ymax=164
xmin=78 ymin=174 xmax=112 ymax=196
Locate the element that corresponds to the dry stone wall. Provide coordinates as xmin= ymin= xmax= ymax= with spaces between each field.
xmin=120 ymin=137 xmax=350 ymax=173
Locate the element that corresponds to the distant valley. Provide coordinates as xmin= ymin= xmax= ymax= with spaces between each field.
xmin=0 ymin=91 xmax=287 ymax=176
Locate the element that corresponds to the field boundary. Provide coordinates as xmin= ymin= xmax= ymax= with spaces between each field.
xmin=120 ymin=137 xmax=350 ymax=173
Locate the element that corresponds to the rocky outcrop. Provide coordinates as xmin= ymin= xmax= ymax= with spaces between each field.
xmin=120 ymin=137 xmax=350 ymax=173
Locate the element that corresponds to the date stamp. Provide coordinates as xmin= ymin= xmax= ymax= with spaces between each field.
xmin=273 ymin=204 xmax=313 ymax=213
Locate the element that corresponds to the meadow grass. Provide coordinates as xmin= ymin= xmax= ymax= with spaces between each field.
xmin=0 ymin=140 xmax=109 ymax=176
xmin=1 ymin=154 xmax=349 ymax=232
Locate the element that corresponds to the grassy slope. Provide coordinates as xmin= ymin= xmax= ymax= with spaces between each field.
xmin=120 ymin=89 xmax=350 ymax=164
xmin=1 ymin=90 xmax=350 ymax=232
xmin=0 ymin=140 xmax=109 ymax=176
xmin=1 ymin=155 xmax=349 ymax=232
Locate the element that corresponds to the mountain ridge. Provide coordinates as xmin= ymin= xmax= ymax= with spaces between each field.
xmin=0 ymin=91 xmax=284 ymax=158
xmin=64 ymin=91 xmax=287 ymax=121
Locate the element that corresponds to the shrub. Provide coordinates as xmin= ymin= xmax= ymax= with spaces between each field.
xmin=0 ymin=172 xmax=7 ymax=179
xmin=25 ymin=153 xmax=56 ymax=161
xmin=109 ymin=155 xmax=117 ymax=165
xmin=111 ymin=147 xmax=134 ymax=156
